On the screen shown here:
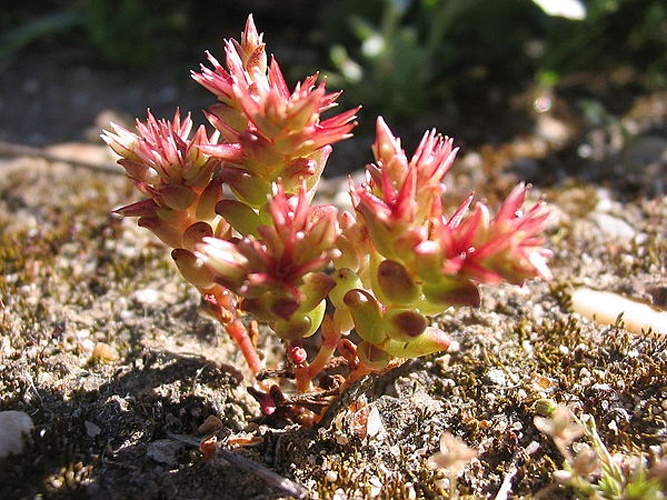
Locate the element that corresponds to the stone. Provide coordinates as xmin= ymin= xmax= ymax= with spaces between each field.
xmin=0 ymin=411 xmax=35 ymax=459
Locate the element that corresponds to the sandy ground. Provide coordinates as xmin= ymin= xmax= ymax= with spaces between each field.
xmin=0 ymin=135 xmax=666 ymax=498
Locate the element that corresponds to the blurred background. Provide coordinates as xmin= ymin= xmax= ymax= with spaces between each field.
xmin=1 ymin=0 xmax=665 ymax=188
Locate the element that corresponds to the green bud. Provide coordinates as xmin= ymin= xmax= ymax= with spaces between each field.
xmin=533 ymin=398 xmax=559 ymax=417
xmin=357 ymin=341 xmax=392 ymax=371
xmin=215 ymin=199 xmax=261 ymax=237
xmin=375 ymin=259 xmax=420 ymax=305
xmin=422 ymin=278 xmax=480 ymax=307
xmin=329 ymin=268 xmax=363 ymax=309
xmin=160 ymin=185 xmax=196 ymax=211
xmin=343 ymin=289 xmax=385 ymax=344
xmin=383 ymin=309 xmax=428 ymax=342
xmin=382 ymin=326 xmax=450 ymax=358
xmin=171 ymin=248 xmax=215 ymax=289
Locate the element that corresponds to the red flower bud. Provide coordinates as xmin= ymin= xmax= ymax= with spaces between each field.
xmin=287 ymin=345 xmax=308 ymax=365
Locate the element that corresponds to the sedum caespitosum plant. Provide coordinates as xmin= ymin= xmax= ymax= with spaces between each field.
xmin=103 ymin=15 xmax=553 ymax=425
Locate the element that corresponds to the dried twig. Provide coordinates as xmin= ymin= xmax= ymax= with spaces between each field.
xmin=494 ymin=441 xmax=541 ymax=500
xmin=166 ymin=431 xmax=308 ymax=499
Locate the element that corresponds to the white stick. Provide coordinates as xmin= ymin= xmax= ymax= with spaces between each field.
xmin=570 ymin=288 xmax=667 ymax=334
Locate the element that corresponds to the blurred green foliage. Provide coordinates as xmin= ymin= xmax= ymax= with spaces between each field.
xmin=539 ymin=0 xmax=667 ymax=86
xmin=323 ymin=0 xmax=538 ymax=120
xmin=79 ymin=0 xmax=191 ymax=65
xmin=320 ymin=0 xmax=667 ymax=121
xmin=2 ymin=0 xmax=665 ymax=119
xmin=1 ymin=0 xmax=208 ymax=65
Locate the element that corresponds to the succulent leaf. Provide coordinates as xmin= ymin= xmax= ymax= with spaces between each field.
xmin=357 ymin=341 xmax=392 ymax=371
xmin=171 ymin=248 xmax=215 ymax=289
xmin=382 ymin=326 xmax=450 ymax=358
xmin=375 ymin=259 xmax=420 ymax=305
xmin=383 ymin=309 xmax=428 ymax=342
xmin=343 ymin=289 xmax=386 ymax=344
xmin=216 ymin=199 xmax=262 ymax=237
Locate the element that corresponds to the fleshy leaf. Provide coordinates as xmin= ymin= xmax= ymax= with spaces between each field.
xmin=382 ymin=326 xmax=450 ymax=358
xmin=344 ymin=289 xmax=385 ymax=344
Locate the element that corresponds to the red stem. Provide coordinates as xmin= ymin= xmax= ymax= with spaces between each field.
xmin=294 ymin=314 xmax=341 ymax=392
xmin=206 ymin=286 xmax=264 ymax=375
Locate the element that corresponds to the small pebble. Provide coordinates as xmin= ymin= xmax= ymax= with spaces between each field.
xmin=198 ymin=415 xmax=223 ymax=434
xmin=485 ymin=368 xmax=508 ymax=387
xmin=85 ymin=420 xmax=101 ymax=438
xmin=325 ymin=470 xmax=338 ymax=482
xmin=91 ymin=342 xmax=117 ymax=362
xmin=0 ymin=410 xmax=35 ymax=458
xmin=366 ymin=407 xmax=385 ymax=439
xmin=570 ymin=288 xmax=667 ymax=334
xmin=589 ymin=212 xmax=636 ymax=241
xmin=368 ymin=476 xmax=383 ymax=497
xmin=131 ymin=288 xmax=162 ymax=307
xmin=147 ymin=439 xmax=183 ymax=466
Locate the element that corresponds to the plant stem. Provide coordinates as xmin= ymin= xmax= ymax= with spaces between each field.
xmin=206 ymin=286 xmax=264 ymax=375
xmin=295 ymin=314 xmax=341 ymax=392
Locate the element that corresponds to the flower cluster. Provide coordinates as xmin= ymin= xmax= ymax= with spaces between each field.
xmin=102 ymin=110 xmax=228 ymax=249
xmin=192 ymin=16 xmax=357 ymax=205
xmin=328 ymin=117 xmax=553 ymax=378
xmin=104 ymin=15 xmax=553 ymax=424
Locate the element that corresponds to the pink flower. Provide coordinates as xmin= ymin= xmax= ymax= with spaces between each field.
xmin=348 ymin=117 xmax=552 ymax=311
xmin=193 ymin=15 xmax=358 ymax=203
xmin=102 ymin=110 xmax=233 ymax=248
xmin=350 ymin=117 xmax=458 ymax=260
xmin=250 ymin=181 xmax=340 ymax=293
xmin=429 ymin=183 xmax=554 ymax=285
xmin=197 ymin=181 xmax=339 ymax=321
xmin=103 ymin=109 xmax=238 ymax=194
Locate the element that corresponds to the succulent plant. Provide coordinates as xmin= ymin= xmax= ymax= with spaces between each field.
xmin=103 ymin=15 xmax=553 ymax=425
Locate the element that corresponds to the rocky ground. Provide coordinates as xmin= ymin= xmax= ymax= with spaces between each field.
xmin=0 ymin=44 xmax=666 ymax=500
